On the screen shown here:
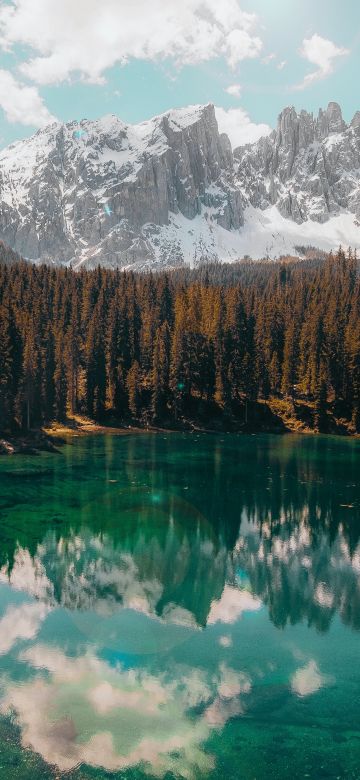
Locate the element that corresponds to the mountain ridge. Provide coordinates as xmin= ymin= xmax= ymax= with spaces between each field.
xmin=0 ymin=101 xmax=359 ymax=268
xmin=235 ymin=101 xmax=360 ymax=225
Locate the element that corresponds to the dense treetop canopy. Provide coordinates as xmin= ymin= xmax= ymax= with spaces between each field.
xmin=0 ymin=250 xmax=359 ymax=434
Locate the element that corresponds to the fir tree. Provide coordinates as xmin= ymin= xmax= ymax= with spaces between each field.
xmin=126 ymin=361 xmax=141 ymax=418
xmin=152 ymin=321 xmax=171 ymax=421
xmin=0 ymin=305 xmax=14 ymax=432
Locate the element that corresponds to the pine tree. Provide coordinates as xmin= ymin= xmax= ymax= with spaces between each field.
xmin=41 ymin=324 xmax=55 ymax=421
xmin=54 ymin=326 xmax=67 ymax=422
xmin=65 ymin=285 xmax=80 ymax=415
xmin=0 ymin=305 xmax=14 ymax=432
xmin=106 ymin=292 xmax=119 ymax=411
xmin=269 ymin=351 xmax=281 ymax=395
xmin=348 ymin=322 xmax=360 ymax=432
xmin=214 ymin=292 xmax=231 ymax=413
xmin=281 ymin=319 xmax=297 ymax=398
xmin=170 ymin=292 xmax=188 ymax=418
xmin=17 ymin=320 xmax=40 ymax=430
xmin=152 ymin=321 xmax=171 ymax=421
xmin=225 ymin=285 xmax=248 ymax=401
xmin=314 ymin=374 xmax=328 ymax=432
xmin=0 ymin=251 xmax=359 ymax=435
xmin=84 ymin=301 xmax=106 ymax=420
xmin=126 ymin=360 xmax=141 ymax=418
xmin=8 ymin=304 xmax=22 ymax=428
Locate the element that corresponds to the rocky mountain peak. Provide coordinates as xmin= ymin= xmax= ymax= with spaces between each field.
xmin=274 ymin=103 xmax=347 ymax=152
xmin=317 ymin=101 xmax=346 ymax=138
xmin=351 ymin=111 xmax=360 ymax=129
xmin=273 ymin=107 xmax=317 ymax=177
xmin=0 ymin=103 xmax=244 ymax=268
xmin=235 ymin=100 xmax=360 ymax=236
xmin=0 ymin=101 xmax=359 ymax=267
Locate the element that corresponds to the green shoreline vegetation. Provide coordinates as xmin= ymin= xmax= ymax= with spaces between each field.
xmin=0 ymin=248 xmax=359 ymax=453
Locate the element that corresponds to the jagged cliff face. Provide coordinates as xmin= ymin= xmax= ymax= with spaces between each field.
xmin=0 ymin=101 xmax=359 ymax=267
xmin=235 ymin=102 xmax=360 ymax=226
xmin=0 ymin=104 xmax=244 ymax=269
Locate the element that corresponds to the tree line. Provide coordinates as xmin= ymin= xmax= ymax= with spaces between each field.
xmin=0 ymin=248 xmax=359 ymax=434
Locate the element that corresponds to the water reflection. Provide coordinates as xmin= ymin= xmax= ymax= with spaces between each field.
xmin=2 ymin=512 xmax=360 ymax=635
xmin=0 ymin=433 xmax=359 ymax=777
xmin=1 ymin=468 xmax=360 ymax=633
xmin=236 ymin=514 xmax=360 ymax=632
xmin=1 ymin=643 xmax=254 ymax=774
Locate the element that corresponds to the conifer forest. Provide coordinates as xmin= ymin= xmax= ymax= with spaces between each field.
xmin=0 ymin=248 xmax=359 ymax=436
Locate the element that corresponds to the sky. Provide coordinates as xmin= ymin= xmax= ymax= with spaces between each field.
xmin=0 ymin=0 xmax=358 ymax=149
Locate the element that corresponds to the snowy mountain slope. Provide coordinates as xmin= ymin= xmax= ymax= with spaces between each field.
xmin=235 ymin=102 xmax=360 ymax=227
xmin=0 ymin=101 xmax=359 ymax=268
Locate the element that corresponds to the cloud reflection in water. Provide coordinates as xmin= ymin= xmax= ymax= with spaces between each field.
xmin=2 ymin=645 xmax=252 ymax=775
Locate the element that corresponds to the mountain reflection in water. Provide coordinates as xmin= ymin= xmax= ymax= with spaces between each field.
xmin=0 ymin=433 xmax=359 ymax=779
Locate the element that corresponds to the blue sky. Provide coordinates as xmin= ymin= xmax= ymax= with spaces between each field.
xmin=0 ymin=0 xmax=358 ymax=148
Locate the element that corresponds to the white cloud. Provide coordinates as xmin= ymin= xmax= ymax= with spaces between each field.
xmin=217 ymin=663 xmax=251 ymax=699
xmin=225 ymin=84 xmax=242 ymax=98
xmin=262 ymin=53 xmax=276 ymax=65
xmin=0 ymin=546 xmax=54 ymax=601
xmin=226 ymin=28 xmax=262 ymax=69
xmin=0 ymin=0 xmax=263 ymax=86
xmin=0 ymin=69 xmax=55 ymax=127
xmin=1 ymin=644 xmax=251 ymax=774
xmin=88 ymin=680 xmax=168 ymax=716
xmin=277 ymin=60 xmax=287 ymax=71
xmin=161 ymin=603 xmax=198 ymax=628
xmin=0 ymin=602 xmax=50 ymax=654
xmin=207 ymin=585 xmax=262 ymax=624
xmin=215 ymin=106 xmax=271 ymax=149
xmin=204 ymin=664 xmax=251 ymax=726
xmin=219 ymin=635 xmax=233 ymax=648
xmin=297 ymin=34 xmax=350 ymax=89
xmin=314 ymin=582 xmax=334 ymax=608
xmin=291 ymin=660 xmax=327 ymax=697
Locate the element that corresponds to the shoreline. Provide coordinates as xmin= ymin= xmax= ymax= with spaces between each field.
xmin=43 ymin=404 xmax=358 ymax=441
xmin=1 ymin=403 xmax=359 ymax=456
xmin=42 ymin=412 xmax=314 ymax=440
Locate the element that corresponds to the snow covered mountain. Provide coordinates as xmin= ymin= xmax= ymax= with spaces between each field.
xmin=234 ymin=101 xmax=360 ymax=256
xmin=0 ymin=101 xmax=359 ymax=268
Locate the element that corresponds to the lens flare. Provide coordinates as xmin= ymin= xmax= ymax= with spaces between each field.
xmin=73 ymin=128 xmax=87 ymax=140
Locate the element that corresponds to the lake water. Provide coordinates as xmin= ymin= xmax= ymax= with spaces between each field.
xmin=0 ymin=432 xmax=359 ymax=779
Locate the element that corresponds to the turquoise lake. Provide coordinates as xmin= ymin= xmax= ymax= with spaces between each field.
xmin=0 ymin=432 xmax=359 ymax=779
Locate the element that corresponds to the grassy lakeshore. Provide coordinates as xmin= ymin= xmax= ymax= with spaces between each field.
xmin=43 ymin=415 xmax=145 ymax=438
